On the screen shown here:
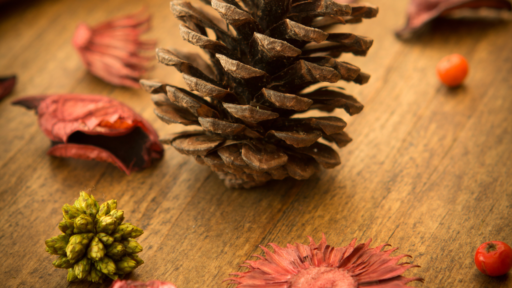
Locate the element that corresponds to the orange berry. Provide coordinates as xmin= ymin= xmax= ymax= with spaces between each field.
xmin=436 ymin=54 xmax=469 ymax=87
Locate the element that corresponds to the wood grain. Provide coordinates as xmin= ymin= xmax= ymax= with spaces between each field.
xmin=0 ymin=0 xmax=511 ymax=287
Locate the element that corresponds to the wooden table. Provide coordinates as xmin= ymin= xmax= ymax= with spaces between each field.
xmin=1 ymin=0 xmax=511 ymax=287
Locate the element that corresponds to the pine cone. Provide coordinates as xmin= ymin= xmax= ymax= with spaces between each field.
xmin=45 ymin=192 xmax=144 ymax=283
xmin=142 ymin=0 xmax=378 ymax=188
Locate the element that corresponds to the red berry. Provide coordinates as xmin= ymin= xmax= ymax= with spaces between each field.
xmin=474 ymin=241 xmax=512 ymax=276
xmin=436 ymin=54 xmax=469 ymax=87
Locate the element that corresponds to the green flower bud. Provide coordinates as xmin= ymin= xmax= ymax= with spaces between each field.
xmin=87 ymin=237 xmax=106 ymax=261
xmin=58 ymin=219 xmax=75 ymax=235
xmin=96 ymin=215 xmax=117 ymax=234
xmin=127 ymin=254 xmax=144 ymax=267
xmin=109 ymin=209 xmax=124 ymax=224
xmin=66 ymin=233 xmax=94 ymax=263
xmin=122 ymin=239 xmax=143 ymax=254
xmin=45 ymin=234 xmax=69 ymax=255
xmin=106 ymin=242 xmax=126 ymax=260
xmin=62 ymin=204 xmax=81 ymax=221
xmin=115 ymin=256 xmax=138 ymax=274
xmin=89 ymin=266 xmax=103 ymax=283
xmin=97 ymin=233 xmax=114 ymax=246
xmin=67 ymin=268 xmax=78 ymax=282
xmin=115 ymin=223 xmax=144 ymax=239
xmin=97 ymin=202 xmax=111 ymax=219
xmin=107 ymin=199 xmax=117 ymax=210
xmin=74 ymin=257 xmax=91 ymax=279
xmin=94 ymin=256 xmax=116 ymax=275
xmin=73 ymin=215 xmax=94 ymax=233
xmin=76 ymin=192 xmax=99 ymax=220
xmin=52 ymin=255 xmax=73 ymax=269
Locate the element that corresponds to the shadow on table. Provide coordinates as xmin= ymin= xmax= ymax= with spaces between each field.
xmin=471 ymin=268 xmax=509 ymax=285
xmin=0 ymin=0 xmax=44 ymax=17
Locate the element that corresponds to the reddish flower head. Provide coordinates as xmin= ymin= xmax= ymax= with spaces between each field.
xmin=72 ymin=9 xmax=156 ymax=88
xmin=110 ymin=280 xmax=176 ymax=288
xmin=227 ymin=235 xmax=423 ymax=288
xmin=13 ymin=94 xmax=163 ymax=174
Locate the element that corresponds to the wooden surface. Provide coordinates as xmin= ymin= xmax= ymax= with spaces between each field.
xmin=1 ymin=0 xmax=511 ymax=287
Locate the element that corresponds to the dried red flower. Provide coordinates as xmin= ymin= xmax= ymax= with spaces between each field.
xmin=0 ymin=75 xmax=16 ymax=101
xmin=12 ymin=94 xmax=163 ymax=174
xmin=397 ymin=0 xmax=512 ymax=39
xmin=227 ymin=235 xmax=423 ymax=288
xmin=73 ymin=9 xmax=156 ymax=88
xmin=110 ymin=280 xmax=177 ymax=288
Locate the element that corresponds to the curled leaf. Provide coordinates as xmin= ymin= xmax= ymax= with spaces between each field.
xmin=397 ymin=0 xmax=512 ymax=39
xmin=12 ymin=94 xmax=163 ymax=174
xmin=72 ymin=9 xmax=156 ymax=88
xmin=110 ymin=280 xmax=177 ymax=288
xmin=0 ymin=75 xmax=16 ymax=101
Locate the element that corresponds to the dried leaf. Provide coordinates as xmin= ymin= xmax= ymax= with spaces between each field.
xmin=12 ymin=94 xmax=163 ymax=174
xmin=0 ymin=75 xmax=16 ymax=101
xmin=72 ymin=9 xmax=156 ymax=88
xmin=397 ymin=0 xmax=512 ymax=39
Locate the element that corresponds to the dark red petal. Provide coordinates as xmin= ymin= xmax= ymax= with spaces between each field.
xmin=11 ymin=95 xmax=47 ymax=110
xmin=397 ymin=0 xmax=512 ymax=39
xmin=0 ymin=75 xmax=16 ymax=101
xmin=48 ymin=143 xmax=132 ymax=174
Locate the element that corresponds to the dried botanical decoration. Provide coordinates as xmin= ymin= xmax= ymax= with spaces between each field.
xmin=73 ymin=9 xmax=156 ymax=88
xmin=111 ymin=279 xmax=177 ymax=288
xmin=143 ymin=0 xmax=378 ymax=188
xmin=227 ymin=235 xmax=423 ymax=288
xmin=12 ymin=94 xmax=163 ymax=174
xmin=396 ymin=0 xmax=512 ymax=38
xmin=45 ymin=192 xmax=144 ymax=283
xmin=0 ymin=75 xmax=16 ymax=101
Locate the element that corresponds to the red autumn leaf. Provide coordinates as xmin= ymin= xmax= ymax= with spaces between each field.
xmin=12 ymin=94 xmax=164 ymax=174
xmin=110 ymin=280 xmax=177 ymax=288
xmin=226 ymin=234 xmax=423 ymax=288
xmin=73 ymin=9 xmax=156 ymax=88
xmin=0 ymin=75 xmax=16 ymax=101
xmin=397 ymin=0 xmax=512 ymax=39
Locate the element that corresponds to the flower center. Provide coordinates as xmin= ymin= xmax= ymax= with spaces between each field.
xmin=290 ymin=266 xmax=357 ymax=288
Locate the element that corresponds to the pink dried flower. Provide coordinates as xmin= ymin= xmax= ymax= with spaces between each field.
xmin=227 ymin=235 xmax=423 ymax=288
xmin=397 ymin=0 xmax=512 ymax=39
xmin=110 ymin=280 xmax=177 ymax=288
xmin=73 ymin=9 xmax=156 ymax=88
xmin=0 ymin=75 xmax=16 ymax=101
xmin=12 ymin=94 xmax=163 ymax=174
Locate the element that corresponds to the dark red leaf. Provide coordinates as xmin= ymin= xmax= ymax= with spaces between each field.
xmin=397 ymin=0 xmax=512 ymax=39
xmin=0 ymin=75 xmax=16 ymax=101
xmin=12 ymin=94 xmax=164 ymax=174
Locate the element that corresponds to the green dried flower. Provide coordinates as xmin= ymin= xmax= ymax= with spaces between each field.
xmin=45 ymin=192 xmax=144 ymax=283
